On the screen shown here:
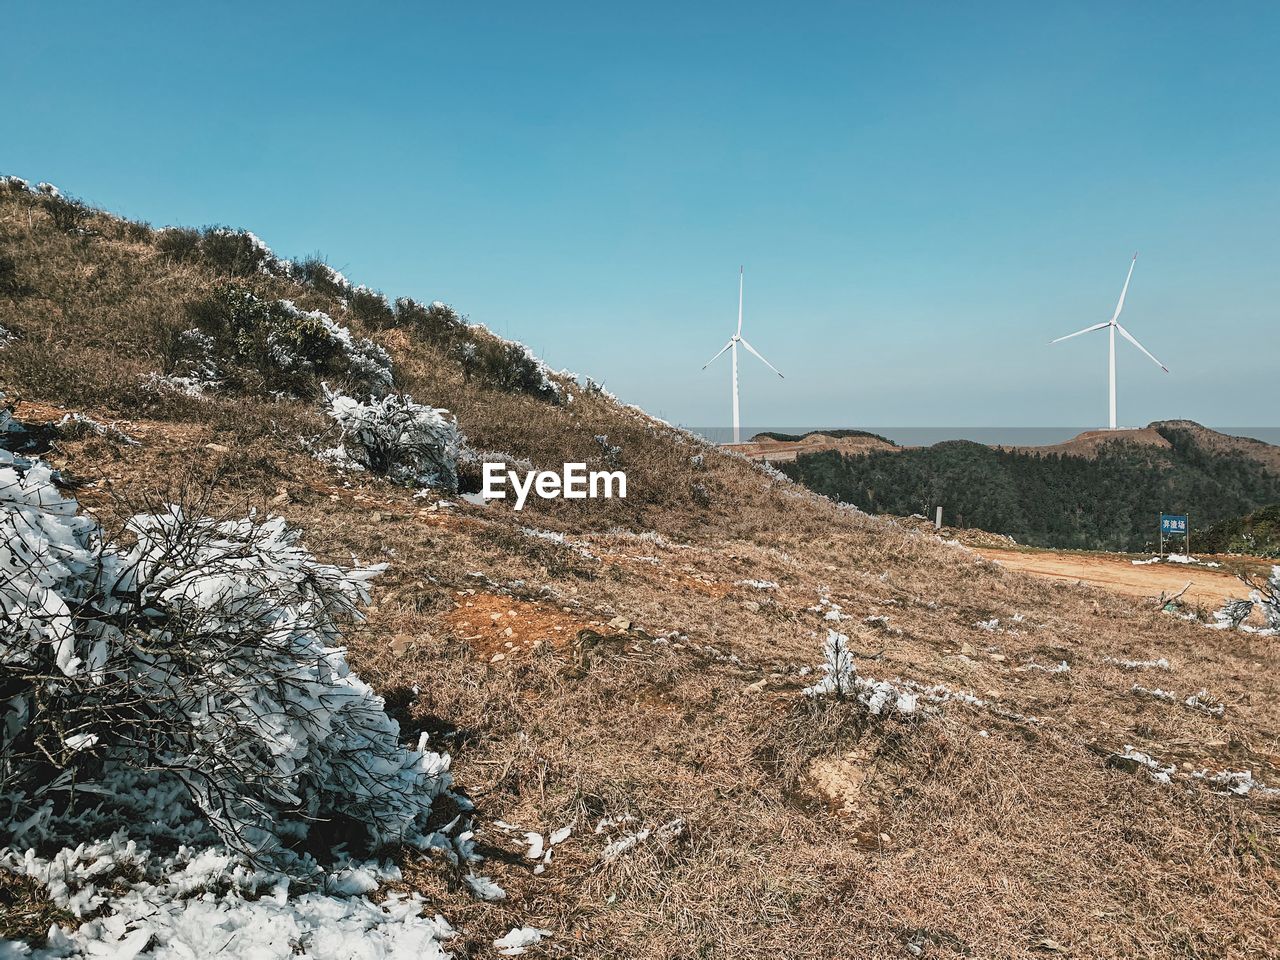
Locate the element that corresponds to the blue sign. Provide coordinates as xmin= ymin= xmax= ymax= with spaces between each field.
xmin=1161 ymin=514 xmax=1188 ymax=535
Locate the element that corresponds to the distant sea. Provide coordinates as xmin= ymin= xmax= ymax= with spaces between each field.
xmin=686 ymin=426 xmax=1280 ymax=447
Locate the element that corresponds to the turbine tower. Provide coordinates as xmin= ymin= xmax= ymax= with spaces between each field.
xmin=702 ymin=266 xmax=784 ymax=444
xmin=1050 ymin=253 xmax=1169 ymax=430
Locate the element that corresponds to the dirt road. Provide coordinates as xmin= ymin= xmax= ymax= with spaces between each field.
xmin=972 ymin=546 xmax=1257 ymax=609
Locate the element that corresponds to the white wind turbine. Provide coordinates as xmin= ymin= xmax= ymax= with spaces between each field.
xmin=1050 ymin=252 xmax=1169 ymax=430
xmin=702 ymin=266 xmax=784 ymax=444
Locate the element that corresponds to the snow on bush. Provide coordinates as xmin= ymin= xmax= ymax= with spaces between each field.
xmin=151 ymin=327 xmax=222 ymax=396
xmin=1250 ymin=566 xmax=1280 ymax=631
xmin=177 ymin=286 xmax=393 ymax=399
xmin=274 ymin=299 xmax=392 ymax=394
xmin=54 ymin=412 xmax=138 ymax=446
xmin=0 ymin=454 xmax=458 ymax=861
xmin=320 ymin=387 xmax=462 ymax=492
xmin=1211 ymin=598 xmax=1254 ymax=630
xmin=803 ymin=630 xmax=917 ymax=716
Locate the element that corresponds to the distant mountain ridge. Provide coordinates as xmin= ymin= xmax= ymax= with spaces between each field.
xmin=778 ymin=422 xmax=1280 ymax=553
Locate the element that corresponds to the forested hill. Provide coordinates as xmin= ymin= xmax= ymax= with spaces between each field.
xmin=779 ymin=423 xmax=1280 ymax=552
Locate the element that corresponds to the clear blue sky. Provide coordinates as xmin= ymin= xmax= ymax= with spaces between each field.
xmin=3 ymin=2 xmax=1276 ymax=429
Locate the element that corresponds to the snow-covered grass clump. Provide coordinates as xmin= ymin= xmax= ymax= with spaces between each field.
xmin=803 ymin=630 xmax=917 ymax=716
xmin=320 ymin=388 xmax=462 ymax=492
xmin=54 ymin=412 xmax=138 ymax=446
xmin=1104 ymin=656 xmax=1170 ymax=671
xmin=0 ymin=454 xmax=459 ymax=860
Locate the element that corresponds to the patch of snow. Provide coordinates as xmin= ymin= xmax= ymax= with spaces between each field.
xmin=465 ymin=873 xmax=507 ymax=901
xmin=494 ymin=926 xmax=553 ymax=956
xmin=1019 ymin=660 xmax=1069 ymax=674
xmin=599 ymin=818 xmax=685 ymax=863
xmin=1115 ymin=745 xmax=1176 ymax=785
xmin=1184 ymin=690 xmax=1224 ymax=717
xmin=1104 ymin=656 xmax=1171 ymax=671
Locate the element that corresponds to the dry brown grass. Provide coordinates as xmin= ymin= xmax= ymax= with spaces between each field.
xmin=2 ymin=186 xmax=1278 ymax=958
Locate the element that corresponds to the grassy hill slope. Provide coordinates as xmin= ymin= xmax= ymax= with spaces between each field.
xmin=2 ymin=179 xmax=1278 ymax=959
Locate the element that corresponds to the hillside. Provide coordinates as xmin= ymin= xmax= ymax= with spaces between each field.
xmin=779 ymin=428 xmax=1280 ymax=552
xmin=2 ymin=178 xmax=1279 ymax=959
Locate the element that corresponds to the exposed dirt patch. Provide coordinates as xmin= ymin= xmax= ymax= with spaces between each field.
xmin=442 ymin=590 xmax=602 ymax=662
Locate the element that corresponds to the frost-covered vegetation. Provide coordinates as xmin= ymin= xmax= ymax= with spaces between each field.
xmin=169 ymin=285 xmax=392 ymax=398
xmin=803 ymin=630 xmax=918 ymax=716
xmin=0 ymin=436 xmax=484 ymax=954
xmin=1208 ymin=566 xmax=1280 ymax=633
xmin=0 ymin=454 xmax=459 ymax=858
xmin=319 ymin=388 xmax=462 ymax=491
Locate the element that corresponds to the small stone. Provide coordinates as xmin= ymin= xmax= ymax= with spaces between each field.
xmin=743 ymin=600 xmax=760 ymax=613
xmin=490 ymin=652 xmax=506 ymax=663
xmin=608 ymin=616 xmax=632 ymax=631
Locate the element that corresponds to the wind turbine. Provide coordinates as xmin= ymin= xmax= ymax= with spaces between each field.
xmin=702 ymin=266 xmax=784 ymax=444
xmin=1050 ymin=253 xmax=1169 ymax=430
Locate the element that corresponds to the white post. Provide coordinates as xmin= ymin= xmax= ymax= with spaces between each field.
xmin=935 ymin=506 xmax=943 ymax=530
xmin=1108 ymin=323 xmax=1117 ymax=429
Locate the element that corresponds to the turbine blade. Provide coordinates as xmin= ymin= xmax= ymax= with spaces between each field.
xmin=1050 ymin=321 xmax=1109 ymax=344
xmin=1110 ymin=253 xmax=1138 ymax=323
xmin=737 ymin=266 xmax=744 ymax=336
xmin=701 ymin=339 xmax=734 ymax=369
xmin=739 ymin=337 xmax=784 ymax=378
xmin=1115 ymin=323 xmax=1169 ymax=372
